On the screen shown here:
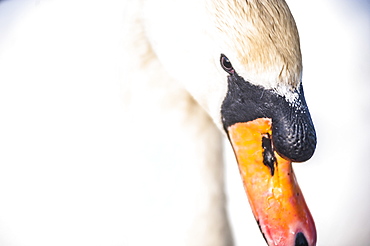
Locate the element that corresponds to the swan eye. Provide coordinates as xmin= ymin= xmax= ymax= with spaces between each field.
xmin=220 ymin=54 xmax=234 ymax=75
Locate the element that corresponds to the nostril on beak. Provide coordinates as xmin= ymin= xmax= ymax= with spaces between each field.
xmin=295 ymin=232 xmax=308 ymax=246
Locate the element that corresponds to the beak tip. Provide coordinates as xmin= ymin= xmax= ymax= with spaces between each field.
xmin=295 ymin=232 xmax=309 ymax=246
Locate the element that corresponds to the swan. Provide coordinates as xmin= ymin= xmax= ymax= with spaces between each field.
xmin=0 ymin=0 xmax=317 ymax=245
xmin=122 ymin=0 xmax=316 ymax=245
xmin=1 ymin=0 xmax=370 ymax=245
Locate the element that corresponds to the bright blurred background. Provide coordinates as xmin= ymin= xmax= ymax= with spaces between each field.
xmin=0 ymin=0 xmax=369 ymax=245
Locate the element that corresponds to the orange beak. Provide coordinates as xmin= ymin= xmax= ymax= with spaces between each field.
xmin=227 ymin=118 xmax=316 ymax=246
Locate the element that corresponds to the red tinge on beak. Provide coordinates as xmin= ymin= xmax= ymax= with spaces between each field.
xmin=228 ymin=118 xmax=316 ymax=246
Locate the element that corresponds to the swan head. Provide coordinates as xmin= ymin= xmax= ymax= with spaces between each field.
xmin=220 ymin=56 xmax=316 ymax=246
xmin=142 ymin=0 xmax=317 ymax=244
xmin=208 ymin=1 xmax=317 ymax=245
